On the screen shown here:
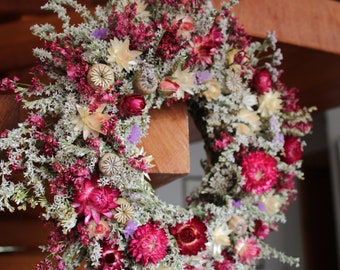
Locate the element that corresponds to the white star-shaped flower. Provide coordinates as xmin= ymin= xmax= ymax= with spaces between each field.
xmin=107 ymin=38 xmax=142 ymax=72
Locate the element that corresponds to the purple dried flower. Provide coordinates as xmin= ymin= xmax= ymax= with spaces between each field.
xmin=258 ymin=201 xmax=266 ymax=212
xmin=232 ymin=200 xmax=242 ymax=208
xmin=128 ymin=125 xmax=142 ymax=144
xmin=195 ymin=70 xmax=211 ymax=84
xmin=92 ymin=28 xmax=108 ymax=39
xmin=124 ymin=220 xmax=138 ymax=238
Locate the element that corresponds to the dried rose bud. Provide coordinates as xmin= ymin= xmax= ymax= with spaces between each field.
xmin=158 ymin=77 xmax=179 ymax=96
xmin=118 ymin=94 xmax=146 ymax=118
xmin=252 ymin=68 xmax=273 ymax=94
xmin=282 ymin=136 xmax=303 ymax=164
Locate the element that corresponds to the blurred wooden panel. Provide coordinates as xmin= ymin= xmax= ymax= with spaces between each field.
xmin=0 ymin=253 xmax=46 ymax=270
xmin=143 ymin=102 xmax=190 ymax=188
xmin=0 ymin=0 xmax=106 ymax=16
xmin=0 ymin=94 xmax=22 ymax=131
xmin=279 ymin=42 xmax=340 ymax=112
xmin=0 ymin=218 xmax=49 ymax=247
xmin=218 ymin=0 xmax=340 ymax=55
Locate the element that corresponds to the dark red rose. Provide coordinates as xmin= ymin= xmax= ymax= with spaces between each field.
xmin=170 ymin=216 xmax=207 ymax=255
xmin=282 ymin=136 xmax=302 ymax=164
xmin=252 ymin=69 xmax=273 ymax=94
xmin=118 ymin=94 xmax=146 ymax=118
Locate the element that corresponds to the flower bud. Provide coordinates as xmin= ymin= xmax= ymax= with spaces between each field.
xmin=252 ymin=69 xmax=273 ymax=94
xmin=158 ymin=77 xmax=179 ymax=96
xmin=118 ymin=94 xmax=146 ymax=118
xmin=282 ymin=136 xmax=302 ymax=164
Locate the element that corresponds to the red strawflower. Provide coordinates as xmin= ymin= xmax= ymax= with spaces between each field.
xmin=128 ymin=222 xmax=169 ymax=266
xmin=170 ymin=216 xmax=207 ymax=255
xmin=282 ymin=136 xmax=303 ymax=164
xmin=100 ymin=244 xmax=125 ymax=270
xmin=252 ymin=69 xmax=273 ymax=94
xmin=241 ymin=150 xmax=279 ymax=194
xmin=72 ymin=179 xmax=120 ymax=224
xmin=254 ymin=220 xmax=270 ymax=240
xmin=118 ymin=94 xmax=146 ymax=118
xmin=189 ymin=25 xmax=223 ymax=67
xmin=235 ymin=237 xmax=261 ymax=265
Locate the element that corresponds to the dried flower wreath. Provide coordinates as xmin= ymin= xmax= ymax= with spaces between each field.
xmin=0 ymin=0 xmax=314 ymax=269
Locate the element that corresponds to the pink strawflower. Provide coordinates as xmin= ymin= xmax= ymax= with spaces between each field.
xmin=241 ymin=150 xmax=278 ymax=194
xmin=235 ymin=237 xmax=261 ymax=265
xmin=158 ymin=77 xmax=180 ymax=96
xmin=72 ymin=179 xmax=120 ymax=224
xmin=128 ymin=222 xmax=169 ymax=266
xmin=170 ymin=216 xmax=207 ymax=255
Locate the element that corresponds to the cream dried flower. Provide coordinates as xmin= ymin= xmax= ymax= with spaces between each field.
xmin=72 ymin=104 xmax=111 ymax=140
xmin=261 ymin=192 xmax=283 ymax=214
xmin=234 ymin=109 xmax=261 ymax=135
xmin=258 ymin=90 xmax=282 ymax=117
xmin=107 ymin=38 xmax=142 ymax=72
xmin=202 ymin=78 xmax=221 ymax=101
xmin=206 ymin=224 xmax=231 ymax=257
xmin=136 ymin=1 xmax=151 ymax=19
xmin=172 ymin=67 xmax=195 ymax=99
xmin=228 ymin=215 xmax=247 ymax=235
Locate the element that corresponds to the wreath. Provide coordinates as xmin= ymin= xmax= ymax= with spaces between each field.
xmin=0 ymin=0 xmax=314 ymax=269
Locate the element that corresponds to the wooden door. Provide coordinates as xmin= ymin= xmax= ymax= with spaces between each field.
xmin=0 ymin=93 xmax=50 ymax=268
